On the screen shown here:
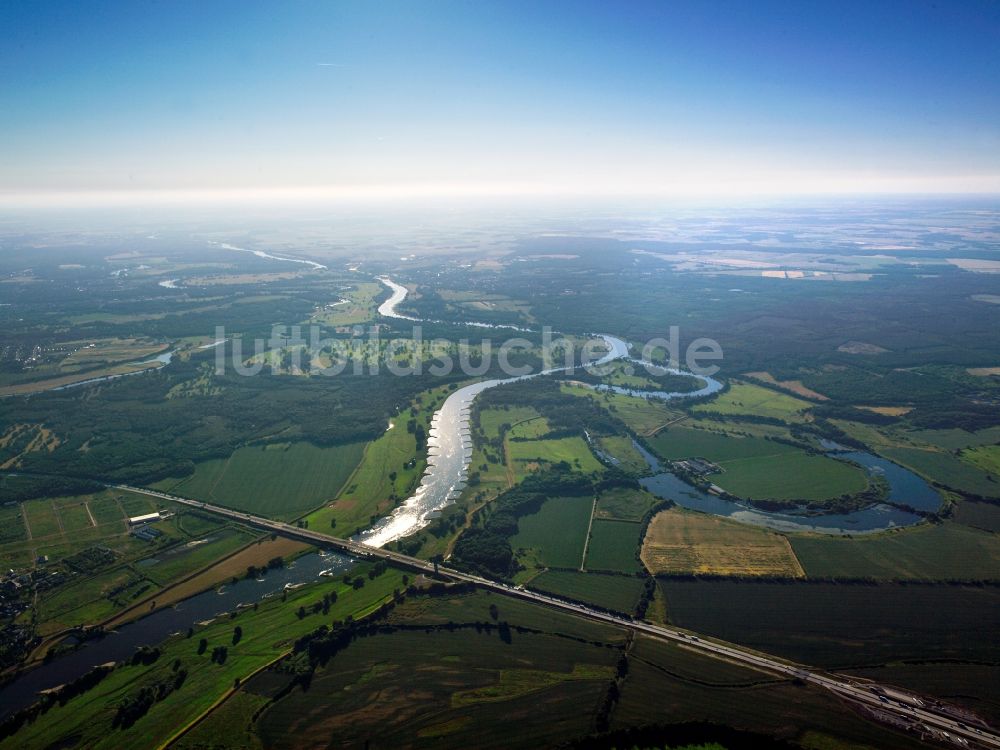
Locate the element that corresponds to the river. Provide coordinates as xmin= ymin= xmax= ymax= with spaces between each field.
xmin=359 ymin=278 xmax=714 ymax=548
xmin=0 ymin=552 xmax=353 ymax=718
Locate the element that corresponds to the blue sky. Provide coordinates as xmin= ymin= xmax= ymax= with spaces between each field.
xmin=2 ymin=0 xmax=999 ymax=202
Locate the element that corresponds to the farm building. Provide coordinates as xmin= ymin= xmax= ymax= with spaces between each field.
xmin=128 ymin=512 xmax=163 ymax=526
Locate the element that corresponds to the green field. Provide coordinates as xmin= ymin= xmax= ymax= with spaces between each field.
xmin=908 ymin=425 xmax=1000 ymax=451
xmin=477 ymin=405 xmax=541 ymax=441
xmin=713 ymin=450 xmax=869 ymax=502
xmin=584 ymin=519 xmax=644 ymax=573
xmin=507 ymin=435 xmax=604 ymax=477
xmin=161 ymin=440 xmax=365 ymax=520
xmin=694 ymin=382 xmax=812 ymax=421
xmin=883 ymin=446 xmax=1000 ymax=498
xmin=559 ymin=383 xmax=681 ymax=434
xmin=0 ymin=503 xmax=26 ymax=545
xmin=595 ymin=486 xmax=660 ymax=521
xmin=595 ymin=435 xmax=650 ymax=473
xmin=511 ymin=496 xmax=593 ymax=569
xmin=23 ymin=499 xmax=62 ymax=539
xmin=648 ymin=426 xmax=869 ymax=502
xmin=4 ymin=564 xmax=406 ymax=750
xmin=55 ymin=499 xmax=94 ymax=532
xmin=791 ymin=522 xmax=1000 ymax=580
xmin=648 ymin=426 xmax=787 ymax=463
xmin=660 ymin=579 xmax=1000 ymax=667
xmin=962 ymin=444 xmax=1000 ymax=475
xmin=140 ymin=526 xmax=257 ymax=585
xmin=831 ymin=420 xmax=1000 ymax=499
xmin=952 ymin=500 xmax=1000 ymax=532
xmin=529 ymin=569 xmax=645 ymax=613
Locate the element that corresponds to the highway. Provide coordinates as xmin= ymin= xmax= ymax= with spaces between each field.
xmin=116 ymin=483 xmax=1000 ymax=749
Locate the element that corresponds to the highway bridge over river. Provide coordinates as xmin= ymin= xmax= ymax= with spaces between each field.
xmin=116 ymin=483 xmax=999 ymax=750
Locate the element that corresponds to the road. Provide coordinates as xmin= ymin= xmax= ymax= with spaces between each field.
xmin=116 ymin=483 xmax=999 ymax=749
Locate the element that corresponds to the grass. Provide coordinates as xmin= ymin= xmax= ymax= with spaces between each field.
xmin=883 ymin=446 xmax=1000 ymax=499
xmin=595 ymin=435 xmax=650 ymax=473
xmin=529 ymin=569 xmax=646 ymax=613
xmin=659 ymin=579 xmax=1000 ymax=667
xmin=648 ymin=426 xmax=869 ymax=502
xmin=511 ymin=496 xmax=593 ymax=569
xmin=23 ymin=499 xmax=62 ymax=539
xmin=309 ymin=281 xmax=381 ymax=326
xmin=2 ymin=564 xmax=407 ymax=750
xmin=560 ymin=382 xmax=683 ymax=434
xmin=140 ymin=526 xmax=258 ymax=586
xmin=641 ymin=508 xmax=804 ymax=577
xmin=452 ymin=663 xmax=613 ymax=707
xmin=962 ymin=444 xmax=1000 ymax=475
xmin=595 ymin=486 xmax=660 ymax=521
xmin=159 ymin=441 xmax=365 ymax=520
xmin=648 ymin=425 xmax=789 ymax=463
xmin=790 ymin=522 xmax=1000 ymax=580
xmin=507 ymin=435 xmax=604 ymax=478
xmin=952 ymin=500 xmax=1000 ymax=532
xmin=693 ymin=382 xmax=812 ymax=421
xmin=831 ymin=419 xmax=1000 ymax=500
xmin=584 ymin=519 xmax=644 ymax=573
xmin=713 ymin=450 xmax=869 ymax=502
xmin=0 ymin=504 xmax=26 ymax=545
xmin=55 ymin=499 xmax=94 ymax=532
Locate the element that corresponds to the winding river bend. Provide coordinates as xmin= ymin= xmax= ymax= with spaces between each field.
xmin=371 ymin=277 xmax=938 ymax=541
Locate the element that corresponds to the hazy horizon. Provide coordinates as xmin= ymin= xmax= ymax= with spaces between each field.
xmin=3 ymin=0 xmax=1000 ymax=206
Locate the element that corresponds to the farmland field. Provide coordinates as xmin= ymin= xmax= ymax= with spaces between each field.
xmin=594 ymin=435 xmax=650 ymax=473
xmin=511 ymin=496 xmax=592 ymax=568
xmin=659 ymin=579 xmax=1000 ymax=666
xmin=0 ymin=504 xmax=26 ymax=545
xmin=594 ymin=486 xmax=660 ymax=521
xmin=693 ymin=382 xmax=812 ymax=421
xmin=507 ymin=435 xmax=603 ymax=477
xmin=952 ymin=500 xmax=1000 ymax=532
xmin=641 ymin=508 xmax=804 ymax=577
xmin=882 ymin=445 xmax=1000 ymax=498
xmin=712 ymin=449 xmax=869 ymax=502
xmin=160 ymin=440 xmax=365 ymax=520
xmin=790 ymin=522 xmax=1000 ymax=580
xmin=528 ymin=570 xmax=645 ymax=613
xmin=962 ymin=444 xmax=1000 ymax=475
xmin=584 ymin=520 xmax=644 ymax=573
xmin=23 ymin=499 xmax=62 ymax=539
xmin=559 ymin=383 xmax=682 ymax=435
xmin=648 ymin=427 xmax=869 ymax=502
xmin=647 ymin=426 xmax=791 ymax=463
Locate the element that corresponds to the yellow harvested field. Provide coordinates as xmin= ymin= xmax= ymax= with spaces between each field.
xmin=640 ymin=508 xmax=804 ymax=577
xmin=968 ymin=367 xmax=1000 ymax=377
xmin=856 ymin=405 xmax=914 ymax=416
xmin=744 ymin=372 xmax=829 ymax=401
